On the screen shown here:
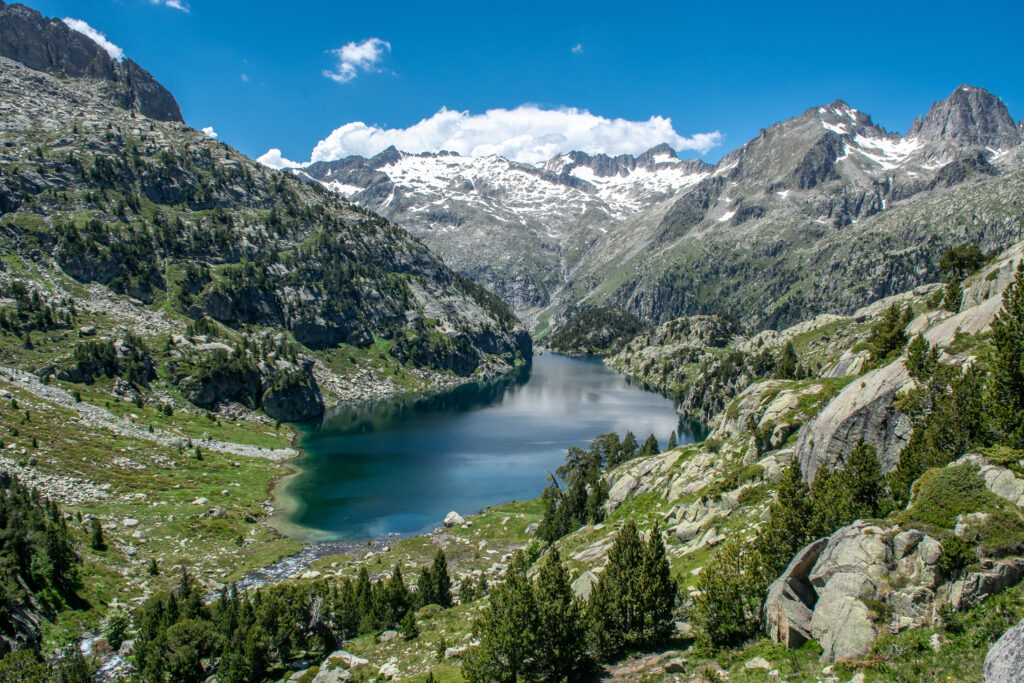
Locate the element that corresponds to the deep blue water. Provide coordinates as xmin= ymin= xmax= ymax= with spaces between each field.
xmin=281 ymin=353 xmax=693 ymax=541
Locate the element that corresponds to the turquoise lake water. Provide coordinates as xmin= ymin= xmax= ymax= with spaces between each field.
xmin=282 ymin=353 xmax=695 ymax=540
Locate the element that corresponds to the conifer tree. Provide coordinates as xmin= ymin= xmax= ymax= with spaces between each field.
xmin=906 ymin=333 xmax=938 ymax=381
xmin=843 ymin=439 xmax=893 ymax=519
xmin=869 ymin=303 xmax=911 ymax=361
xmin=690 ymin=538 xmax=764 ymax=647
xmin=991 ymin=260 xmax=1024 ymax=448
xmin=90 ymin=518 xmax=105 ymax=551
xmin=667 ymin=431 xmax=677 ymax=449
xmin=638 ymin=434 xmax=660 ymax=457
xmin=588 ymin=520 xmax=675 ymax=658
xmin=808 ymin=468 xmax=851 ymax=538
xmin=755 ymin=462 xmax=813 ymax=576
xmin=400 ymin=610 xmax=419 ymax=640
xmin=532 ymin=548 xmax=589 ymax=677
xmin=54 ymin=644 xmax=93 ymax=683
xmin=417 ymin=565 xmax=438 ymax=608
xmin=418 ymin=548 xmax=452 ymax=608
xmin=639 ymin=523 xmax=676 ymax=642
xmin=431 ymin=548 xmax=453 ymax=608
xmin=943 ymin=277 xmax=962 ymax=312
xmin=463 ymin=552 xmax=539 ymax=682
xmin=378 ymin=566 xmax=411 ymax=629
xmin=620 ymin=431 xmax=639 ymax=460
xmin=775 ymin=340 xmax=798 ymax=379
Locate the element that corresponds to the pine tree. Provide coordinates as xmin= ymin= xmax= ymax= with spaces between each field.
xmin=843 ymin=439 xmax=893 ymax=519
xmin=775 ymin=340 xmax=798 ymax=379
xmin=400 ymin=610 xmax=419 ymax=640
xmin=690 ymin=539 xmax=764 ymax=647
xmin=991 ymin=260 xmax=1024 ymax=448
xmin=869 ymin=303 xmax=911 ymax=361
xmin=431 ymin=548 xmax=452 ymax=608
xmin=54 ymin=644 xmax=93 ymax=683
xmin=638 ymin=434 xmax=660 ymax=457
xmin=459 ymin=575 xmax=477 ymax=603
xmin=639 ymin=523 xmax=676 ymax=642
xmin=532 ymin=548 xmax=589 ymax=677
xmin=378 ymin=566 xmax=411 ymax=629
xmin=620 ymin=431 xmax=639 ymax=460
xmin=90 ymin=518 xmax=105 ymax=551
xmin=355 ymin=566 xmax=374 ymax=630
xmin=417 ymin=565 xmax=438 ymax=608
xmin=809 ymin=468 xmax=853 ymax=538
xmin=588 ymin=520 xmax=674 ymax=658
xmin=463 ymin=552 xmax=539 ymax=682
xmin=667 ymin=431 xmax=677 ymax=449
xmin=906 ymin=333 xmax=938 ymax=381
xmin=943 ymin=278 xmax=963 ymax=312
xmin=755 ymin=462 xmax=813 ymax=576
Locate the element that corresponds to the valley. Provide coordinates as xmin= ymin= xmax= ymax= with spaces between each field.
xmin=0 ymin=1 xmax=1023 ymax=681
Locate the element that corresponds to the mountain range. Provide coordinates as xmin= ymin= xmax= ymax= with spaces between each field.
xmin=298 ymin=85 xmax=1024 ymax=336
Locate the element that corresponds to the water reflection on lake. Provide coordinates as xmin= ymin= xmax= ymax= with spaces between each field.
xmin=281 ymin=353 xmax=696 ymax=541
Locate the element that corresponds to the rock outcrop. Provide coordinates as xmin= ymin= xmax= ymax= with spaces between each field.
xmin=796 ymin=244 xmax=1024 ymax=482
xmin=908 ymin=84 xmax=1022 ymax=149
xmin=764 ymin=519 xmax=1024 ymax=662
xmin=0 ymin=1 xmax=183 ymax=121
xmin=984 ymin=616 xmax=1024 ymax=682
xmin=794 ymin=360 xmax=914 ymax=482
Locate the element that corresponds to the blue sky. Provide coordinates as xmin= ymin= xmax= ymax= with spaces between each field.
xmin=33 ymin=0 xmax=1024 ymax=165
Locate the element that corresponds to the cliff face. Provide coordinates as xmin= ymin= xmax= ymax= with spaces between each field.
xmin=0 ymin=0 xmax=183 ymax=122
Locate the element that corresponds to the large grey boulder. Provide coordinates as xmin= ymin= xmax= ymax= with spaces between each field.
xmin=764 ymin=522 xmax=959 ymax=662
xmin=809 ymin=573 xmax=877 ymax=662
xmin=794 ymin=360 xmax=914 ymax=482
xmin=809 ymin=522 xmax=892 ymax=589
xmin=762 ymin=537 xmax=828 ymax=648
xmin=984 ymin=616 xmax=1024 ymax=682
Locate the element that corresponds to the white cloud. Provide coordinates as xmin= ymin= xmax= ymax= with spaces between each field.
xmin=571 ymin=43 xmax=583 ymax=54
xmin=241 ymin=73 xmax=249 ymax=82
xmin=151 ymin=0 xmax=189 ymax=12
xmin=289 ymin=105 xmax=722 ymax=165
xmin=61 ymin=18 xmax=124 ymax=61
xmin=202 ymin=126 xmax=218 ymax=139
xmin=257 ymin=148 xmax=303 ymax=169
xmin=323 ymin=38 xmax=391 ymax=83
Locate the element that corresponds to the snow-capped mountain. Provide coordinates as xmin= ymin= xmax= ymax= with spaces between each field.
xmin=297 ymin=145 xmax=711 ymax=310
xmin=300 ymin=85 xmax=1024 ymax=334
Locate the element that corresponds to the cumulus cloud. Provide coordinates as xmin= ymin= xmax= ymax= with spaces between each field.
xmin=61 ymin=18 xmax=124 ymax=61
xmin=292 ymin=105 xmax=721 ymax=165
xmin=571 ymin=43 xmax=583 ymax=54
xmin=257 ymin=148 xmax=303 ymax=170
xmin=323 ymin=38 xmax=391 ymax=83
xmin=151 ymin=0 xmax=189 ymax=12
xmin=202 ymin=126 xmax=218 ymax=139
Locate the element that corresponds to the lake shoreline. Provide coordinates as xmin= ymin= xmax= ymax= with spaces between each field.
xmin=264 ymin=361 xmax=533 ymax=544
xmin=272 ymin=353 xmax=686 ymax=541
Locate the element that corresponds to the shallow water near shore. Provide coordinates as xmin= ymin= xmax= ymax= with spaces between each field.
xmin=275 ymin=353 xmax=695 ymax=541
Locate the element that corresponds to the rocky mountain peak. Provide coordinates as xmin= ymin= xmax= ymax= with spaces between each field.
xmin=0 ymin=0 xmax=182 ymax=122
xmin=908 ymin=84 xmax=1020 ymax=148
xmin=368 ymin=145 xmax=404 ymax=168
